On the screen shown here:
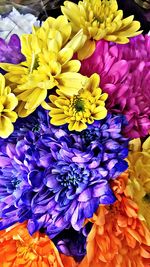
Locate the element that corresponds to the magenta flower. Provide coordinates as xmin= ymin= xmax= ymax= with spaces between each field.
xmin=80 ymin=35 xmax=150 ymax=138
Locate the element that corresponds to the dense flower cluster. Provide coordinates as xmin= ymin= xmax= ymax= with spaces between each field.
xmin=0 ymin=0 xmax=149 ymax=266
xmin=0 ymin=110 xmax=128 ymax=238
xmin=0 ymin=16 xmax=86 ymax=118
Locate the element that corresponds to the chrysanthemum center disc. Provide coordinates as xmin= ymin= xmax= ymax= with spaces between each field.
xmin=32 ymin=123 xmax=40 ymax=132
xmin=74 ymin=98 xmax=85 ymax=112
xmin=92 ymin=16 xmax=103 ymax=25
xmin=58 ymin=164 xmax=86 ymax=187
xmin=11 ymin=178 xmax=21 ymax=189
xmin=81 ymin=127 xmax=100 ymax=145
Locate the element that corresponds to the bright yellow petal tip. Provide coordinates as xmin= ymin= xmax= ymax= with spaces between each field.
xmin=0 ymin=74 xmax=18 ymax=138
xmin=62 ymin=0 xmax=142 ymax=59
xmin=48 ymin=73 xmax=108 ymax=131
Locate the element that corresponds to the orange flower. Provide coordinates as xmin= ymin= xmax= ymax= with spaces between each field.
xmin=0 ymin=222 xmax=64 ymax=267
xmin=60 ymin=254 xmax=78 ymax=267
xmin=79 ymin=173 xmax=150 ymax=267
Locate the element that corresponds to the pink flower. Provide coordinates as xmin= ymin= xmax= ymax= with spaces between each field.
xmin=80 ymin=35 xmax=150 ymax=138
xmin=116 ymin=35 xmax=150 ymax=69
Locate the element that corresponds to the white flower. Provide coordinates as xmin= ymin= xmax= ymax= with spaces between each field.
xmin=0 ymin=7 xmax=40 ymax=40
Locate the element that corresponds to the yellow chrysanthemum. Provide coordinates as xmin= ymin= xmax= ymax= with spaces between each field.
xmin=47 ymin=73 xmax=108 ymax=131
xmin=0 ymin=16 xmax=86 ymax=117
xmin=61 ymin=0 xmax=142 ymax=59
xmin=0 ymin=74 xmax=18 ymax=138
xmin=125 ymin=137 xmax=150 ymax=229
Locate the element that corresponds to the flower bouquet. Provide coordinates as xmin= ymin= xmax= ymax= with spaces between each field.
xmin=0 ymin=0 xmax=150 ymax=266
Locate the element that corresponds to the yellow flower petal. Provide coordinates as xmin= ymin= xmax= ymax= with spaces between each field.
xmin=41 ymin=15 xmax=72 ymax=45
xmin=23 ymin=88 xmax=47 ymax=110
xmin=58 ymin=47 xmax=73 ymax=65
xmin=143 ymin=137 xmax=150 ymax=152
xmin=56 ymin=73 xmax=86 ymax=95
xmin=0 ymin=74 xmax=5 ymax=96
xmin=86 ymin=73 xmax=100 ymax=91
xmin=61 ymin=2 xmax=82 ymax=31
xmin=0 ymin=75 xmax=18 ymax=138
xmin=77 ymin=39 xmax=96 ymax=60
xmin=66 ymin=29 xmax=87 ymax=53
xmin=41 ymin=101 xmax=51 ymax=110
xmin=5 ymin=111 xmax=18 ymax=123
xmin=16 ymin=101 xmax=35 ymax=118
xmin=62 ymin=60 xmax=81 ymax=73
xmin=50 ymin=114 xmax=68 ymax=126
xmin=0 ymin=116 xmax=14 ymax=138
xmin=4 ymin=93 xmax=18 ymax=110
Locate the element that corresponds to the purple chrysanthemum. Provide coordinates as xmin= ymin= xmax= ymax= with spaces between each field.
xmin=0 ymin=111 xmax=129 ymax=238
xmin=80 ymin=35 xmax=150 ymax=138
xmin=52 ymin=223 xmax=92 ymax=262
